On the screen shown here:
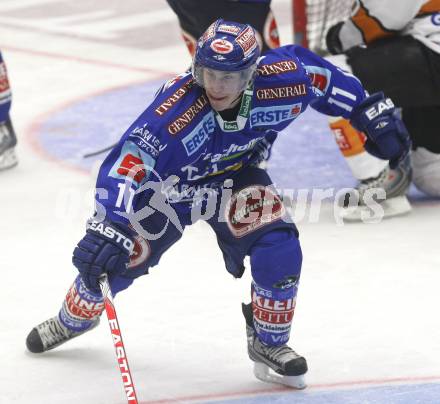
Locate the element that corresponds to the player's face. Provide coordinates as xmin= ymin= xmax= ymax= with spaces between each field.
xmin=203 ymin=68 xmax=243 ymax=111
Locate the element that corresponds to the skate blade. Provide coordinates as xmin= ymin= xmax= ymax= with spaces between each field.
xmin=253 ymin=362 xmax=307 ymax=389
xmin=339 ymin=195 xmax=412 ymax=222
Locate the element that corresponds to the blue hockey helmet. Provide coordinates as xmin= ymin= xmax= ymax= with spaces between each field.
xmin=192 ymin=19 xmax=261 ymax=91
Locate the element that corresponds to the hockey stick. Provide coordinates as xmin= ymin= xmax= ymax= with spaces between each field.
xmin=99 ymin=274 xmax=139 ymax=404
xmin=83 ymin=142 xmax=117 ymax=158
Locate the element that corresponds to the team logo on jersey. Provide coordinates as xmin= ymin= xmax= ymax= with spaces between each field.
xmin=168 ymin=95 xmax=208 ymax=135
xmin=226 ymin=185 xmax=285 ymax=238
xmin=155 ymin=78 xmax=194 ymax=116
xmin=308 ymin=73 xmax=328 ymax=93
xmin=210 ymin=39 xmax=234 ymax=54
xmin=203 ymin=136 xmax=264 ymax=163
xmin=250 ymin=103 xmax=302 ymax=126
xmin=304 ymin=65 xmax=331 ymax=94
xmin=256 ymin=84 xmax=307 ymax=100
xmin=236 ymin=26 xmax=257 ymax=57
xmin=128 ymin=234 xmax=151 ymax=268
xmin=180 ymin=160 xmax=243 ymax=182
xmin=130 ymin=124 xmax=167 ymax=157
xmin=257 ymin=60 xmax=297 ymax=76
xmin=117 ymin=153 xmax=146 ymax=183
xmin=181 ymin=112 xmax=216 ymax=156
xmin=109 ymin=141 xmax=156 ymax=184
xmin=432 ymin=12 xmax=440 ymax=26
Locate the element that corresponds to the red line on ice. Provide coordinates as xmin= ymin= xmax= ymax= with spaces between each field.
xmin=140 ymin=375 xmax=440 ymax=403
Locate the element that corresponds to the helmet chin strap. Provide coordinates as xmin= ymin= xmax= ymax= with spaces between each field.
xmin=228 ymin=92 xmax=244 ymax=109
xmin=226 ymin=72 xmax=255 ymax=109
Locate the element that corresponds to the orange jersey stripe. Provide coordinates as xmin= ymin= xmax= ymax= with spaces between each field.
xmin=351 ymin=1 xmax=440 ymax=45
xmin=419 ymin=0 xmax=440 ymax=14
xmin=351 ymin=5 xmax=395 ymax=44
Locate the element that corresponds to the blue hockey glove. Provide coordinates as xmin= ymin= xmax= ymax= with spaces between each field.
xmin=325 ymin=21 xmax=344 ymax=55
xmin=72 ymin=219 xmax=135 ymax=293
xmin=349 ymin=92 xmax=411 ymax=169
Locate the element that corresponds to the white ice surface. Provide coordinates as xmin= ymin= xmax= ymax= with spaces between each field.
xmin=1 ymin=1 xmax=440 ymax=403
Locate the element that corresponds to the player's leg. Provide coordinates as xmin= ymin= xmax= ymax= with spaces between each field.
xmin=347 ymin=36 xmax=440 ymax=205
xmin=208 ymin=166 xmax=306 ymax=388
xmin=403 ymin=105 xmax=440 ymax=196
xmin=326 ymin=46 xmax=415 ymax=220
xmin=347 ymin=36 xmax=439 ymax=108
xmin=26 ymin=275 xmax=109 ymax=353
xmin=412 ymin=147 xmax=440 ymax=196
xmin=330 ymin=109 xmax=412 ymax=220
xmin=386 ymin=42 xmax=440 ymax=197
xmin=245 ymin=228 xmax=307 ymax=388
xmin=26 ymin=211 xmax=188 ymax=353
xmin=166 ymin=0 xmax=279 ymax=56
xmin=0 ymin=50 xmax=18 ymax=171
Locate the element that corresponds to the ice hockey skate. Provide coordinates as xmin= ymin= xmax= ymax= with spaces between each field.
xmin=26 ymin=315 xmax=100 ymax=353
xmin=340 ymin=155 xmax=412 ymax=221
xmin=242 ymin=303 xmax=307 ymax=389
xmin=0 ymin=118 xmax=18 ymax=171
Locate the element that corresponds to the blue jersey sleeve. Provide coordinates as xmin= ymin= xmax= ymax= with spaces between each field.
xmin=289 ymin=45 xmax=367 ymax=118
xmin=94 ymin=110 xmax=168 ymax=225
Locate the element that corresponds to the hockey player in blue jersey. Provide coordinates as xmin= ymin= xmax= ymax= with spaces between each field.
xmin=26 ymin=20 xmax=410 ymax=388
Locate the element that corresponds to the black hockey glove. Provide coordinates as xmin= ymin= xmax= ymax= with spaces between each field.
xmin=350 ymin=92 xmax=411 ymax=169
xmin=325 ymin=21 xmax=344 ymax=54
xmin=72 ymin=219 xmax=135 ymax=293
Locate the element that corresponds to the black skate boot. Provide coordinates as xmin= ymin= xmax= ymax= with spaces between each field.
xmin=26 ymin=315 xmax=100 ymax=353
xmin=0 ymin=118 xmax=18 ymax=171
xmin=341 ymin=154 xmax=412 ymax=221
xmin=242 ymin=303 xmax=307 ymax=389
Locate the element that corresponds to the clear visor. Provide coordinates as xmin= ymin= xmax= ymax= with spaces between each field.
xmin=192 ymin=63 xmax=256 ymax=93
